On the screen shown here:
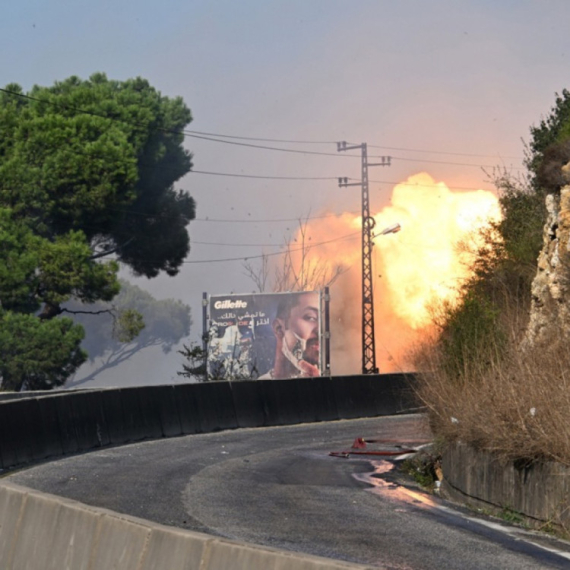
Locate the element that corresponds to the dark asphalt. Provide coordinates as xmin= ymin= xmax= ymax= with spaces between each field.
xmin=6 ymin=414 xmax=570 ymax=569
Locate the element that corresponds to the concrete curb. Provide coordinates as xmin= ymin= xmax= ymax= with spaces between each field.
xmin=0 ymin=481 xmax=376 ymax=570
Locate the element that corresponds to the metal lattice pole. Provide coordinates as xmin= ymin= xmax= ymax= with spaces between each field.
xmin=338 ymin=142 xmax=391 ymax=374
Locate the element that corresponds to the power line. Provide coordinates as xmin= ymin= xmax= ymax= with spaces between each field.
xmin=188 ymin=170 xmax=495 ymax=191
xmin=101 ymin=201 xmax=362 ymax=223
xmin=0 ymin=87 xmax=524 ymax=170
xmin=193 ymin=241 xmax=283 ymax=247
xmin=388 ymin=155 xmax=522 ymax=169
xmin=185 ymin=132 xmax=358 ymax=158
xmin=193 ymin=225 xmax=365 ymax=246
xmin=182 ymin=231 xmax=361 ymax=264
xmin=194 ymin=211 xmax=360 ymax=223
xmin=186 ymin=130 xmax=524 ymax=160
xmin=191 ymin=169 xmax=340 ymax=181
xmin=367 ymin=178 xmax=495 ymax=192
xmin=365 ymin=142 xmax=523 ymax=160
xmin=0 ymin=90 xmax=346 ymax=190
xmin=186 ymin=130 xmax=336 ymax=145
xmin=190 ymin=131 xmax=520 ymax=168
xmin=0 ymin=87 xmax=359 ymax=158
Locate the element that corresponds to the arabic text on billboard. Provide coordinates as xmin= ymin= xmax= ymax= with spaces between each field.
xmin=208 ymin=291 xmax=322 ymax=380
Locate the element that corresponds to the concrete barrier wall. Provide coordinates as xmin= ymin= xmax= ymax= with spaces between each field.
xmin=442 ymin=441 xmax=570 ymax=529
xmin=0 ymin=388 xmax=93 ymax=402
xmin=0 ymin=373 xmax=417 ymax=471
xmin=0 ymin=376 xmax=417 ymax=569
xmin=0 ymin=481 xmax=375 ymax=570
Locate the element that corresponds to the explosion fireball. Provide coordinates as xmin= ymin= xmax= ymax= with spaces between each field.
xmin=294 ymin=172 xmax=502 ymax=373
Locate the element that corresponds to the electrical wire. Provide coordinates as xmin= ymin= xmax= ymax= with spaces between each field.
xmin=185 ymin=131 xmax=524 ymax=160
xmin=194 ymin=211 xmax=360 ymax=223
xmin=183 ymin=132 xmax=359 ymax=158
xmin=190 ymin=168 xmax=496 ymax=192
xmin=192 ymin=240 xmax=285 ymax=248
xmin=0 ymin=87 xmax=511 ymax=269
xmin=0 ymin=87 xmax=523 ymax=169
xmin=190 ymin=169 xmax=340 ymax=181
xmin=97 ymin=201 xmax=361 ymax=223
xmin=186 ymin=130 xmax=336 ymax=144
xmin=365 ymin=142 xmax=523 ymax=160
xmin=387 ymin=155 xmax=521 ymax=169
xmin=187 ymin=169 xmax=495 ymax=191
xmin=181 ymin=231 xmax=361 ymax=264
xmin=186 ymin=131 xmax=521 ymax=168
xmin=367 ymin=178 xmax=495 ymax=192
xmin=0 ymin=90 xmax=353 ymax=180
xmin=0 ymin=88 xmax=360 ymax=158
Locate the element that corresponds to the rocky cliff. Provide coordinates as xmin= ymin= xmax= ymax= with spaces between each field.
xmin=526 ymin=166 xmax=570 ymax=344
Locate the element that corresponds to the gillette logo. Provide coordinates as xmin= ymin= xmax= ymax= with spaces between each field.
xmin=214 ymin=299 xmax=248 ymax=309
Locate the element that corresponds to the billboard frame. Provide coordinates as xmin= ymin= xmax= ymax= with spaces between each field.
xmin=203 ymin=290 xmax=330 ymax=380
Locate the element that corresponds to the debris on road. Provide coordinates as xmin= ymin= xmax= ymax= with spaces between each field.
xmin=329 ymin=436 xmax=422 ymax=459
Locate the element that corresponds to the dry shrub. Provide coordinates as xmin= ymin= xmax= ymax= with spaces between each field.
xmin=411 ymin=304 xmax=570 ymax=466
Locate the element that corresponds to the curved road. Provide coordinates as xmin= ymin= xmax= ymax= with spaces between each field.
xmin=7 ymin=414 xmax=570 ymax=569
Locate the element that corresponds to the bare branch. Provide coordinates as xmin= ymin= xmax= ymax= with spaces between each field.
xmin=242 ymin=254 xmax=270 ymax=293
xmin=243 ymin=211 xmax=350 ymax=293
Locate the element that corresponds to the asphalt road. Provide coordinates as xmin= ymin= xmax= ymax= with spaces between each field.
xmin=7 ymin=414 xmax=570 ymax=569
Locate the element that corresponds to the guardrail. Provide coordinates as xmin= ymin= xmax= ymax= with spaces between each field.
xmin=0 ymin=373 xmax=417 ymax=472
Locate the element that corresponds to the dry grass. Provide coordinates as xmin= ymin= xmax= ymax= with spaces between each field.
xmin=411 ymin=306 xmax=570 ymax=466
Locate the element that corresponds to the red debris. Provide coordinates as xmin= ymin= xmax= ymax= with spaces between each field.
xmin=329 ymin=437 xmax=420 ymax=459
xmin=363 ymin=438 xmax=431 ymax=445
xmin=347 ymin=449 xmax=416 ymax=456
xmin=329 ymin=449 xmax=417 ymax=458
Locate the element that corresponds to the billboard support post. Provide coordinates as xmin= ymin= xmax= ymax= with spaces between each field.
xmin=323 ymin=287 xmax=331 ymax=377
xmin=202 ymin=292 xmax=208 ymax=376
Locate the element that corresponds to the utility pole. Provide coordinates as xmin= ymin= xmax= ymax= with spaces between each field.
xmin=337 ymin=142 xmax=391 ymax=374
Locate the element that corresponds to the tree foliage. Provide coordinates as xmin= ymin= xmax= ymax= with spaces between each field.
xmin=0 ymin=73 xmax=195 ymax=278
xmin=67 ymin=280 xmax=191 ymax=387
xmin=430 ymin=91 xmax=570 ymax=380
xmin=527 ymin=89 xmax=570 ymax=191
xmin=436 ymin=292 xmax=505 ymax=380
xmin=177 ymin=341 xmax=208 ymax=382
xmin=0 ymin=74 xmax=195 ymax=390
xmin=177 ymin=332 xmax=256 ymax=383
xmin=0 ymin=310 xmax=86 ymax=391
xmin=0 ymin=209 xmax=120 ymax=316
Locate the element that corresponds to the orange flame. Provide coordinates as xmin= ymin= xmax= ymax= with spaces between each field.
xmin=372 ymin=172 xmax=501 ymax=330
xmin=289 ymin=172 xmax=501 ymax=373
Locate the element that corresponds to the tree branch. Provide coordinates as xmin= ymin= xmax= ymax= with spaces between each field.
xmin=61 ymin=308 xmax=114 ymax=316
xmin=90 ymin=237 xmax=134 ymax=260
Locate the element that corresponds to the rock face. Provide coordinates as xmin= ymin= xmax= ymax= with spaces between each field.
xmin=526 ymin=171 xmax=570 ymax=345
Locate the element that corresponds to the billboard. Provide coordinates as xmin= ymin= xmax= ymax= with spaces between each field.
xmin=207 ymin=291 xmax=325 ymax=380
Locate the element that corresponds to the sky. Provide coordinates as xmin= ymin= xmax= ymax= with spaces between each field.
xmin=3 ymin=1 xmax=570 ymax=386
